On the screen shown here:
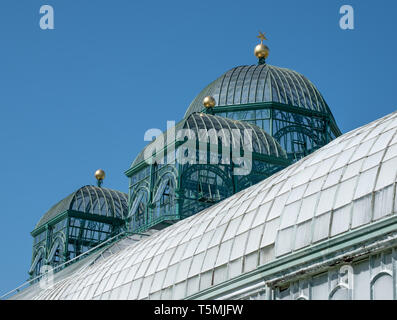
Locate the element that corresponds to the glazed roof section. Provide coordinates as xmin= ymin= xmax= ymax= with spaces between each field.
xmin=184 ymin=64 xmax=333 ymax=118
xmin=32 ymin=110 xmax=397 ymax=300
xmin=34 ymin=186 xmax=128 ymax=230
xmin=130 ymin=112 xmax=287 ymax=169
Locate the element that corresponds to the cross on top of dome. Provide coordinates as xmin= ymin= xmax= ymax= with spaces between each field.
xmin=257 ymin=31 xmax=267 ymax=43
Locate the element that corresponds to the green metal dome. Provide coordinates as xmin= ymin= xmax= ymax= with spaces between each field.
xmin=29 ymin=185 xmax=128 ymax=279
xmin=130 ymin=112 xmax=288 ymax=168
xmin=34 ymin=185 xmax=128 ymax=230
xmin=184 ymin=64 xmax=335 ymax=118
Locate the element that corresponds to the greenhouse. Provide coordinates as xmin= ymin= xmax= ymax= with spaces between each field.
xmin=11 ymin=110 xmax=397 ymax=300
xmin=3 ymin=35 xmax=397 ymax=300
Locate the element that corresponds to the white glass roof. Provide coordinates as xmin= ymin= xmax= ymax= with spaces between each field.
xmin=31 ymin=110 xmax=397 ymax=300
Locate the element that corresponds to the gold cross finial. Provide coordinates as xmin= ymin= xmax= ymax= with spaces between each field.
xmin=257 ymin=31 xmax=267 ymax=44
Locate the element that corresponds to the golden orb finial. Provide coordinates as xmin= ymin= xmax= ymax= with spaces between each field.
xmin=95 ymin=169 xmax=105 ymax=187
xmin=95 ymin=169 xmax=105 ymax=180
xmin=203 ymin=96 xmax=216 ymax=109
xmin=254 ymin=31 xmax=269 ymax=62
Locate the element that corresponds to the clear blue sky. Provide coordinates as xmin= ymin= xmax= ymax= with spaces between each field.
xmin=0 ymin=0 xmax=396 ymax=293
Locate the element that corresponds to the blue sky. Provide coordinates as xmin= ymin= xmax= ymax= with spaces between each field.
xmin=0 ymin=0 xmax=396 ymax=293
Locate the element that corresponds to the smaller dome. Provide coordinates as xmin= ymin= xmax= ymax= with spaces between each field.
xmin=34 ymin=186 xmax=128 ymax=230
xmin=130 ymin=112 xmax=288 ymax=168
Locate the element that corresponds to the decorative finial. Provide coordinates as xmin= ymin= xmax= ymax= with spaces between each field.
xmin=254 ymin=31 xmax=269 ymax=65
xmin=203 ymin=96 xmax=216 ymax=113
xmin=95 ymin=169 xmax=105 ymax=187
xmin=257 ymin=31 xmax=267 ymax=43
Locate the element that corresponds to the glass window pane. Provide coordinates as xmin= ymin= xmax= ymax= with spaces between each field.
xmin=275 ymin=226 xmax=294 ymax=256
xmin=188 ymin=252 xmax=205 ymax=277
xmin=354 ymin=167 xmax=378 ymax=199
xmin=230 ymin=232 xmax=248 ymax=261
xmin=202 ymin=246 xmax=219 ymax=272
xmin=373 ymin=185 xmax=394 ymax=220
xmin=351 ymin=195 xmax=372 ymax=229
xmin=375 ymin=157 xmax=397 ymax=190
xmin=267 ymin=193 xmax=288 ymax=220
xmin=334 ymin=177 xmax=357 ymax=209
xmin=245 ymin=225 xmax=263 ymax=254
xmin=280 ymin=201 xmax=300 ymax=229
xmin=294 ymin=221 xmax=312 ymax=250
xmin=297 ymin=193 xmax=318 ymax=223
xmin=312 ymin=212 xmax=331 ymax=243
xmin=330 ymin=205 xmax=351 ymax=236
xmin=316 ymin=186 xmax=337 ymax=216
xmin=261 ymin=218 xmax=280 ymax=247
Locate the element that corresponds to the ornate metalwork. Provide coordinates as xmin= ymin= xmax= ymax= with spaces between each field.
xmin=29 ymin=186 xmax=127 ymax=278
xmin=126 ymin=113 xmax=290 ymax=233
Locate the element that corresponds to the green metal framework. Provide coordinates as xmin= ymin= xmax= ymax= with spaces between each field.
xmin=126 ymin=113 xmax=290 ymax=233
xmin=28 ymin=61 xmax=342 ymax=279
xmin=185 ymin=63 xmax=341 ymax=160
xmin=208 ymin=102 xmax=340 ymax=160
xmin=125 ymin=63 xmax=341 ymax=233
xmin=29 ymin=186 xmax=127 ymax=278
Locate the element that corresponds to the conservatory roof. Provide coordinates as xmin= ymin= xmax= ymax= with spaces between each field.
xmin=130 ymin=112 xmax=288 ymax=169
xmin=34 ymin=186 xmax=128 ymax=230
xmin=184 ymin=64 xmax=335 ymax=119
xmin=29 ymin=110 xmax=397 ymax=300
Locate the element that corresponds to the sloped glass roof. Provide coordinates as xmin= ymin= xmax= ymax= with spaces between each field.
xmin=34 ymin=186 xmax=128 ymax=229
xmin=184 ymin=64 xmax=334 ymax=118
xmin=130 ymin=112 xmax=287 ymax=168
xmin=30 ymin=110 xmax=397 ymax=300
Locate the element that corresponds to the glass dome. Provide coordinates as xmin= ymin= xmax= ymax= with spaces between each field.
xmin=127 ymin=112 xmax=290 ymax=233
xmin=35 ymin=186 xmax=128 ymax=229
xmin=30 ymin=186 xmax=128 ymax=278
xmin=130 ymin=112 xmax=287 ymax=168
xmin=185 ymin=64 xmax=335 ymax=118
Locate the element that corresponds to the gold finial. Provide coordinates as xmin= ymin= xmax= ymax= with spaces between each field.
xmin=254 ymin=31 xmax=269 ymax=63
xmin=203 ymin=96 xmax=216 ymax=109
xmin=95 ymin=169 xmax=105 ymax=187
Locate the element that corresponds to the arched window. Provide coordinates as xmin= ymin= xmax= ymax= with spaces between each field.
xmin=152 ymin=173 xmax=176 ymax=219
xmin=29 ymin=248 xmax=45 ymax=278
xmin=329 ymin=284 xmax=349 ymax=300
xmin=272 ymin=116 xmax=321 ymax=160
xmin=129 ymin=188 xmax=149 ymax=229
xmin=371 ymin=272 xmax=394 ymax=300
xmin=180 ymin=166 xmax=233 ymax=217
xmin=47 ymin=237 xmax=64 ymax=267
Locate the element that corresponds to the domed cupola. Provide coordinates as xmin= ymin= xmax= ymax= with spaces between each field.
xmin=125 ymin=112 xmax=291 ymax=233
xmin=124 ymin=33 xmax=342 ymax=236
xmin=29 ymin=173 xmax=127 ymax=279
xmin=185 ymin=64 xmax=332 ymax=116
xmin=185 ymin=32 xmax=341 ymax=160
